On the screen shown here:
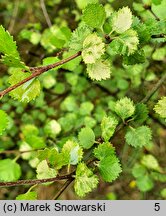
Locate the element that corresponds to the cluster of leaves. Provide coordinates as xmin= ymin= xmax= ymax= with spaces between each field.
xmin=0 ymin=0 xmax=166 ymax=199
xmin=0 ymin=2 xmax=165 ymax=102
xmin=0 ymin=95 xmax=155 ymax=198
xmin=132 ymin=154 xmax=166 ymax=194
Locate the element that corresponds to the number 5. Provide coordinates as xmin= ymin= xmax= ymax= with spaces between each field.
xmin=154 ymin=203 xmax=160 ymax=211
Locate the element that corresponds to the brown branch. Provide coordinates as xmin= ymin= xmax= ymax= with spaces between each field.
xmin=0 ymin=173 xmax=74 ymax=187
xmin=52 ymin=154 xmax=98 ymax=200
xmin=140 ymin=72 xmax=166 ymax=103
xmin=143 ymin=5 xmax=160 ymax=21
xmin=0 ymin=149 xmax=43 ymax=155
xmin=0 ymin=51 xmax=81 ymax=98
xmin=52 ymin=179 xmax=74 ymax=200
xmin=149 ymin=112 xmax=166 ymax=128
xmin=151 ymin=34 xmax=166 ymax=39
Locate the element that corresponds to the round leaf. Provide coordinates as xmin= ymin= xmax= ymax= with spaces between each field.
xmin=78 ymin=127 xmax=95 ymax=149
xmin=0 ymin=159 xmax=21 ymax=181
xmin=82 ymin=4 xmax=106 ymax=28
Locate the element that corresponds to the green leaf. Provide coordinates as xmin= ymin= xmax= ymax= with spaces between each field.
xmin=16 ymin=191 xmax=37 ymax=200
xmin=25 ymin=135 xmax=46 ymax=149
xmin=69 ymin=24 xmax=92 ymax=52
xmin=84 ymin=116 xmax=96 ymax=128
xmin=125 ymin=126 xmax=152 ymax=148
xmin=8 ymin=70 xmax=40 ymax=102
xmin=115 ymin=97 xmax=135 ymax=120
xmin=1 ymin=55 xmax=27 ymax=69
xmin=93 ymin=142 xmax=122 ymax=182
xmin=87 ymin=59 xmax=111 ymax=81
xmin=152 ymin=47 xmax=166 ymax=61
xmin=54 ymin=153 xmax=69 ymax=170
xmin=19 ymin=142 xmax=33 ymax=160
xmin=119 ymin=29 xmax=139 ymax=56
xmin=62 ymin=50 xmax=82 ymax=71
xmin=65 ymin=73 xmax=78 ymax=86
xmin=123 ymin=49 xmax=146 ymax=65
xmin=58 ymin=113 xmax=77 ymax=132
xmin=44 ymin=120 xmax=61 ymax=138
xmin=117 ymin=79 xmax=129 ymax=90
xmin=37 ymin=148 xmax=51 ymax=161
xmin=29 ymin=158 xmax=40 ymax=168
xmin=101 ymin=116 xmax=118 ymax=141
xmin=82 ymin=4 xmax=106 ymax=28
xmin=132 ymin=163 xmax=147 ymax=178
xmin=36 ymin=160 xmax=57 ymax=179
xmin=136 ymin=175 xmax=154 ymax=192
xmin=37 ymin=147 xmax=66 ymax=170
xmin=79 ymin=101 xmax=94 ymax=116
xmin=151 ymin=172 xmax=166 ymax=182
xmin=54 ymin=82 xmax=65 ymax=94
xmin=37 ymin=148 xmax=59 ymax=166
xmin=41 ymin=25 xmax=71 ymax=51
xmin=0 ymin=159 xmax=21 ymax=181
xmin=30 ymin=32 xmax=41 ymax=45
xmin=110 ymin=29 xmax=139 ymax=56
xmin=132 ymin=19 xmax=151 ymax=43
xmin=62 ymin=140 xmax=83 ymax=165
xmin=141 ymin=154 xmax=161 ymax=172
xmin=97 ymin=155 xmax=122 ymax=182
xmin=42 ymin=74 xmax=56 ymax=89
xmin=82 ymin=33 xmax=105 ymax=64
xmin=0 ymin=110 xmax=9 ymax=135
xmin=133 ymin=2 xmax=145 ymax=13
xmin=145 ymin=19 xmax=166 ymax=38
xmin=93 ymin=142 xmax=115 ymax=160
xmin=112 ymin=7 xmax=132 ymax=33
xmin=106 ymin=192 xmax=117 ymax=200
xmin=154 ymin=97 xmax=166 ymax=118
xmin=133 ymin=103 xmax=149 ymax=124
xmin=160 ymin=188 xmax=166 ymax=199
xmin=76 ymin=0 xmax=98 ymax=9
xmin=61 ymin=95 xmax=78 ymax=112
xmin=152 ymin=0 xmax=162 ymax=5
xmin=0 ymin=25 xmax=26 ymax=69
xmin=74 ymin=162 xmax=99 ymax=197
xmin=21 ymin=124 xmax=39 ymax=137
xmin=78 ymin=127 xmax=95 ymax=149
xmin=152 ymin=0 xmax=166 ymax=20
xmin=0 ymin=25 xmax=19 ymax=57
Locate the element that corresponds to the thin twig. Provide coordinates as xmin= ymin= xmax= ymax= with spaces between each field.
xmin=8 ymin=0 xmax=20 ymax=33
xmin=143 ymin=5 xmax=160 ymax=21
xmin=52 ymin=156 xmax=97 ymax=200
xmin=0 ymin=173 xmax=74 ymax=187
xmin=40 ymin=0 xmax=52 ymax=27
xmin=149 ymin=112 xmax=166 ymax=128
xmin=52 ymin=179 xmax=74 ymax=200
xmin=0 ymin=149 xmax=43 ymax=155
xmin=0 ymin=51 xmax=81 ymax=98
xmin=140 ymin=72 xmax=166 ymax=103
